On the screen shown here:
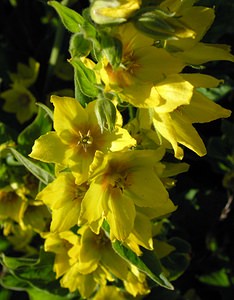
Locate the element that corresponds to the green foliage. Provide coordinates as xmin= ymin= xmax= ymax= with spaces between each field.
xmin=69 ymin=57 xmax=98 ymax=99
xmin=0 ymin=249 xmax=77 ymax=299
xmin=0 ymin=0 xmax=234 ymax=299
xmin=112 ymin=240 xmax=174 ymax=290
xmin=9 ymin=148 xmax=54 ymax=185
xmin=48 ymin=1 xmax=85 ymax=33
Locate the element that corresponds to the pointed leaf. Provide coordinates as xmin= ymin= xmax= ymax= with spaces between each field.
xmin=112 ymin=240 xmax=174 ymax=290
xmin=69 ymin=57 xmax=98 ymax=98
xmin=48 ymin=1 xmax=84 ymax=33
xmin=100 ymin=33 xmax=122 ymax=68
xmin=36 ymin=103 xmax=54 ymax=121
xmin=17 ymin=106 xmax=52 ymax=154
xmin=9 ymin=148 xmax=54 ymax=185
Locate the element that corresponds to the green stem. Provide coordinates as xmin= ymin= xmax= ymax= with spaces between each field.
xmin=43 ymin=0 xmax=71 ymax=94
xmin=128 ymin=105 xmax=135 ymax=121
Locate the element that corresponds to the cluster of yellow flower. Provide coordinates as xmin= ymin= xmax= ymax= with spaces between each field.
xmin=0 ymin=58 xmax=39 ymax=123
xmin=27 ymin=0 xmax=233 ymax=298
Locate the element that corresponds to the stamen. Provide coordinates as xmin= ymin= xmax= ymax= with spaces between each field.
xmin=77 ymin=130 xmax=93 ymax=152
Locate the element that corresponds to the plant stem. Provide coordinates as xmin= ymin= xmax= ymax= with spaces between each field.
xmin=43 ymin=0 xmax=71 ymax=94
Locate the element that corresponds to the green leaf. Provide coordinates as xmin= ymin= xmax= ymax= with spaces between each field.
xmin=17 ymin=106 xmax=52 ymax=155
xmin=198 ymin=268 xmax=231 ymax=287
xmin=9 ymin=148 xmax=54 ymax=185
xmin=69 ymin=33 xmax=92 ymax=58
xmin=100 ymin=33 xmax=122 ymax=69
xmin=0 ymin=249 xmax=67 ymax=296
xmin=0 ymin=236 xmax=10 ymax=252
xmin=160 ymin=237 xmax=191 ymax=281
xmin=0 ymin=122 xmax=16 ymax=144
xmin=197 ymin=82 xmax=233 ymax=102
xmin=0 ymin=273 xmax=30 ymax=291
xmin=26 ymin=288 xmax=75 ymax=300
xmin=0 ymin=289 xmax=12 ymax=300
xmin=0 ymin=254 xmax=36 ymax=270
xmin=13 ymin=252 xmax=57 ymax=289
xmin=36 ymin=103 xmax=54 ymax=121
xmin=112 ymin=240 xmax=174 ymax=290
xmin=69 ymin=57 xmax=98 ymax=98
xmin=48 ymin=1 xmax=84 ymax=33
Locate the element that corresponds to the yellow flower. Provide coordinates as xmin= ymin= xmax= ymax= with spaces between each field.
xmin=60 ymin=226 xmax=149 ymax=298
xmin=0 ymin=83 xmax=37 ymax=123
xmin=99 ymin=23 xmax=186 ymax=107
xmin=29 ymin=95 xmax=136 ymax=184
xmin=9 ymin=57 xmax=40 ymax=87
xmin=77 ymin=226 xmax=129 ymax=278
xmin=93 ymin=286 xmax=137 ymax=300
xmin=0 ymin=186 xmax=27 ymax=225
xmin=36 ymin=172 xmax=88 ymax=232
xmin=124 ymin=265 xmax=150 ymax=297
xmin=159 ymin=3 xmax=234 ymax=65
xmin=90 ymin=0 xmax=141 ymax=24
xmin=79 ymin=148 xmax=176 ymax=242
xmin=150 ymin=74 xmax=232 ymax=159
xmin=43 ymin=231 xmax=79 ymax=278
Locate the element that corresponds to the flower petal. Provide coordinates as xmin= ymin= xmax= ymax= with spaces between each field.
xmin=176 ymin=43 xmax=234 ymax=65
xmin=171 ymin=110 xmax=207 ymax=156
xmin=107 ymin=192 xmax=136 ymax=241
xmin=127 ymin=170 xmax=170 ymax=208
xmin=154 ymin=75 xmax=194 ymax=113
xmin=79 ymin=179 xmax=106 ymax=234
xmin=180 ymin=91 xmax=231 ymax=123
xmin=29 ymin=132 xmax=68 ymax=164
xmin=51 ymin=95 xmax=88 ymax=143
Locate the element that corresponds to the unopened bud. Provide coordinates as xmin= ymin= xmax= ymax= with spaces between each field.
xmin=134 ymin=8 xmax=195 ymax=41
xmin=90 ymin=0 xmax=141 ymax=24
xmin=95 ymin=98 xmax=116 ymax=132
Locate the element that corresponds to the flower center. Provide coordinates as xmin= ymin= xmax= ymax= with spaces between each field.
xmin=19 ymin=94 xmax=31 ymax=105
xmin=77 ymin=130 xmax=93 ymax=152
xmin=74 ymin=183 xmax=88 ymax=201
xmin=121 ymin=49 xmax=139 ymax=75
xmin=95 ymin=230 xmax=109 ymax=247
xmin=111 ymin=172 xmax=129 ymax=193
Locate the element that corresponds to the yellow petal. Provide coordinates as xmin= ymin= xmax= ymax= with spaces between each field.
xmin=181 ymin=74 xmax=223 ymax=88
xmin=127 ymin=212 xmax=154 ymax=254
xmin=50 ymin=200 xmax=81 ymax=232
xmin=153 ymin=113 xmax=185 ymax=159
xmin=102 ymin=244 xmax=129 ymax=280
xmin=77 ymin=227 xmax=101 ymax=274
xmin=29 ymin=132 xmax=68 ymax=164
xmin=176 ymin=42 xmax=234 ymax=65
xmin=180 ymin=91 xmax=231 ymax=123
xmin=79 ymin=178 xmax=105 ymax=234
xmin=110 ymin=127 xmax=136 ymax=151
xmin=171 ymin=110 xmax=207 ymax=156
xmin=154 ymin=75 xmax=194 ymax=113
xmin=51 ymin=95 xmax=88 ymax=143
xmin=127 ymin=170 xmax=169 ymax=208
xmin=107 ymin=192 xmax=135 ymax=241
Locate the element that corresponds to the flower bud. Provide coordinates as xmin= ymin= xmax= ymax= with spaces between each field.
xmin=90 ymin=0 xmax=141 ymax=24
xmin=134 ymin=8 xmax=195 ymax=41
xmin=95 ymin=98 xmax=116 ymax=132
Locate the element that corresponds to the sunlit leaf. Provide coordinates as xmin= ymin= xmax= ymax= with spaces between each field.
xmin=112 ymin=240 xmax=174 ymax=290
xmin=69 ymin=57 xmax=98 ymax=98
xmin=9 ymin=148 xmax=54 ymax=185
xmin=48 ymin=1 xmax=84 ymax=33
